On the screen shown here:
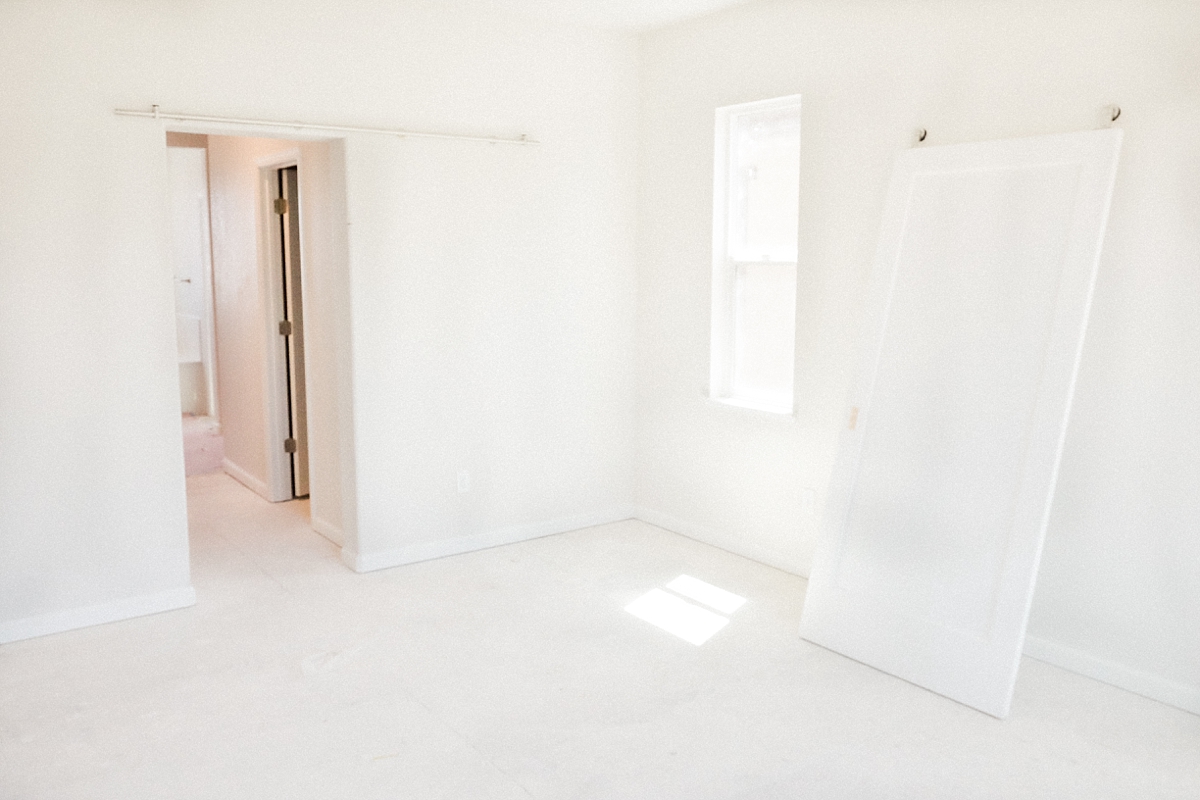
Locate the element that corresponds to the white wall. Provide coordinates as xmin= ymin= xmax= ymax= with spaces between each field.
xmin=0 ymin=24 xmax=196 ymax=640
xmin=341 ymin=117 xmax=639 ymax=569
xmin=0 ymin=0 xmax=637 ymax=637
xmin=296 ymin=139 xmax=353 ymax=546
xmin=636 ymin=0 xmax=1200 ymax=712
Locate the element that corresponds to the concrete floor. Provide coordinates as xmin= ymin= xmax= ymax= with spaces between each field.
xmin=1 ymin=473 xmax=1198 ymax=799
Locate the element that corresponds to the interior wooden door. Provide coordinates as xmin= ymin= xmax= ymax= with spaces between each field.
xmin=799 ymin=129 xmax=1122 ymax=718
xmin=278 ymin=166 xmax=309 ymax=498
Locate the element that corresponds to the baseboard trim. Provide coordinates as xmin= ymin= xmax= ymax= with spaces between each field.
xmin=1023 ymin=635 xmax=1200 ymax=716
xmin=0 ymin=586 xmax=197 ymax=645
xmin=634 ymin=506 xmax=804 ymax=577
xmin=342 ymin=505 xmax=635 ymax=573
xmin=222 ymin=457 xmax=271 ymax=502
xmin=311 ymin=515 xmax=343 ymax=547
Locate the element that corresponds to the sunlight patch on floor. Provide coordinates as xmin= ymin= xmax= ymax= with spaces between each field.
xmin=625 ymin=575 xmax=747 ymax=645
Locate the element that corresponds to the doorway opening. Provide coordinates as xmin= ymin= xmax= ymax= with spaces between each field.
xmin=164 ymin=131 xmax=348 ymax=557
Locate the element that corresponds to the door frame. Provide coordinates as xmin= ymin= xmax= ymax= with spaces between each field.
xmin=160 ymin=123 xmax=354 ymax=561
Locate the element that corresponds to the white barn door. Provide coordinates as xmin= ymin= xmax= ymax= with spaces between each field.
xmin=799 ymin=129 xmax=1122 ymax=717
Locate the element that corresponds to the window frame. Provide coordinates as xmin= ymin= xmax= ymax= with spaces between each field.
xmin=709 ymin=94 xmax=802 ymax=416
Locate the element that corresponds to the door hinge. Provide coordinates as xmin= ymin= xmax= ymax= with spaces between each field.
xmin=284 ymin=437 xmax=297 ymax=454
xmin=278 ymin=320 xmax=293 ymax=336
xmin=273 ymin=197 xmax=289 ymax=215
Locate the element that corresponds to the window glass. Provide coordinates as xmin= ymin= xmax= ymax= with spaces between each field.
xmin=729 ymin=106 xmax=801 ymax=263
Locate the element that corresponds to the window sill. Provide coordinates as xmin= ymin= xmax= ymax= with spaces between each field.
xmin=708 ymin=395 xmax=795 ymax=418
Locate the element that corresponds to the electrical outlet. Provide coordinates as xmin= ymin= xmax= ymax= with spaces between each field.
xmin=457 ymin=471 xmax=470 ymax=493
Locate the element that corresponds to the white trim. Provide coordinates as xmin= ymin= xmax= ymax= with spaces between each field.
xmin=341 ymin=506 xmax=635 ymax=573
xmin=222 ymin=457 xmax=272 ymax=501
xmin=1024 ymin=636 xmax=1200 ymax=716
xmin=0 ymin=587 xmax=196 ymax=644
xmin=311 ymin=515 xmax=343 ymax=547
xmin=635 ymin=506 xmax=804 ymax=577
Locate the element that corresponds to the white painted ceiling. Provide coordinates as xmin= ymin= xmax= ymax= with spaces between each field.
xmin=471 ymin=0 xmax=754 ymax=31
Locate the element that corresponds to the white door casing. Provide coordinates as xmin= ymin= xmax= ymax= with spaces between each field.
xmin=799 ymin=129 xmax=1122 ymax=718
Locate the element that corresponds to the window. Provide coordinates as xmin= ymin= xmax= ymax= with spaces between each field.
xmin=710 ymin=96 xmax=801 ymax=414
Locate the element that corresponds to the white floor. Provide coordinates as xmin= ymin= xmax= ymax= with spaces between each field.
xmin=2 ymin=473 xmax=1198 ymax=799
